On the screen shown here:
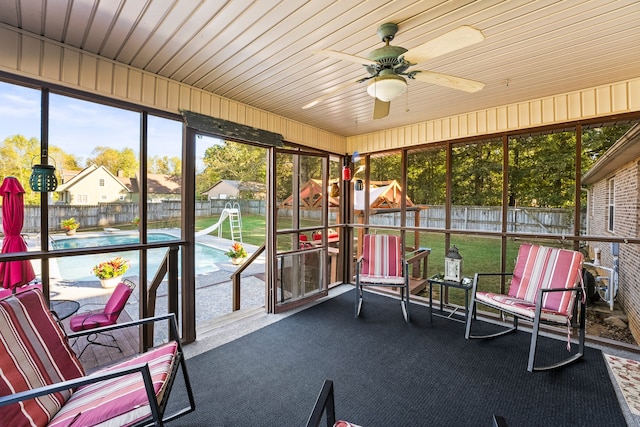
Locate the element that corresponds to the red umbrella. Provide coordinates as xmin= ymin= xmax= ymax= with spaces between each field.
xmin=0 ymin=177 xmax=35 ymax=292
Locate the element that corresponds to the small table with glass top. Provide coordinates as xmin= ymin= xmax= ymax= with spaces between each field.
xmin=50 ymin=299 xmax=80 ymax=320
xmin=427 ymin=275 xmax=473 ymax=324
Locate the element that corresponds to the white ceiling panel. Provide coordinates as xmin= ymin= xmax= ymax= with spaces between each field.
xmin=0 ymin=0 xmax=638 ymax=137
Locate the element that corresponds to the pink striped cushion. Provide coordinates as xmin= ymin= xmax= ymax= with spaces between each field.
xmin=507 ymin=244 xmax=583 ymax=315
xmin=360 ymin=234 xmax=402 ymax=279
xmin=0 ymin=288 xmax=85 ymax=427
xmin=474 ymin=292 xmax=570 ymax=323
xmin=48 ymin=341 xmax=178 ymax=427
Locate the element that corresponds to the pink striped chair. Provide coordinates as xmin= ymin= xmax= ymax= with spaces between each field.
xmin=355 ymin=234 xmax=410 ymax=322
xmin=464 ymin=243 xmax=586 ymax=371
xmin=0 ymin=287 xmax=195 ymax=426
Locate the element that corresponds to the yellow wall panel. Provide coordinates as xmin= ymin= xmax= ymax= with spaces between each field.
xmin=568 ymin=92 xmax=581 ymax=119
xmin=554 ymin=95 xmax=567 ymax=121
xmin=97 ymin=60 xmax=114 ymax=95
xmin=612 ymin=82 xmax=628 ymax=112
xmin=582 ymin=89 xmax=596 ymax=117
xmin=141 ymin=73 xmax=156 ymax=105
xmin=529 ymin=100 xmax=542 ymax=125
xmin=542 ymin=98 xmax=555 ymax=123
xmin=112 ymin=64 xmax=128 ymax=99
xmin=127 ymin=69 xmax=143 ymax=102
xmin=20 ymin=36 xmax=41 ymax=76
xmin=487 ymin=109 xmax=497 ymax=133
xmin=507 ymin=105 xmax=518 ymax=129
xmin=178 ymin=85 xmax=190 ymax=110
xmin=79 ymin=56 xmax=97 ymax=91
xmin=167 ymin=81 xmax=181 ymax=111
xmin=517 ymin=103 xmax=530 ymax=128
xmin=450 ymin=116 xmax=459 ymax=138
xmin=630 ymin=80 xmax=640 ymax=111
xmin=0 ymin=28 xmax=19 ymax=70
xmin=42 ymin=43 xmax=62 ymax=81
xmin=155 ymin=78 xmax=168 ymax=109
xmin=596 ymin=86 xmax=612 ymax=115
xmin=190 ymin=90 xmax=201 ymax=113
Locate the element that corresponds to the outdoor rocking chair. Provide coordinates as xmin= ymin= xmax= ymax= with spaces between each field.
xmin=465 ymin=243 xmax=586 ymax=372
xmin=69 ymin=278 xmax=136 ymax=357
xmin=355 ymin=234 xmax=410 ymax=322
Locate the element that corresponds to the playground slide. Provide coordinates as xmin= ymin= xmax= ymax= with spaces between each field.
xmin=195 ymin=209 xmax=235 ymax=237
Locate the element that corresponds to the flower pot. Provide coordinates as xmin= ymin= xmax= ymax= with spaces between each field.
xmin=231 ymin=257 xmax=245 ymax=265
xmin=99 ymin=276 xmax=123 ymax=288
xmin=65 ymin=229 xmax=77 ymax=236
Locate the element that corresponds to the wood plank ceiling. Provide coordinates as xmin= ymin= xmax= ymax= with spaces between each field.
xmin=1 ymin=0 xmax=639 ymax=137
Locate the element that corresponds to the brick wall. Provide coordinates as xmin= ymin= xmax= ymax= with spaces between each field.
xmin=587 ymin=160 xmax=640 ymax=342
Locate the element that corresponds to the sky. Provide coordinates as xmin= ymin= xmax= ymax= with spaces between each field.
xmin=0 ymin=81 xmax=216 ymax=171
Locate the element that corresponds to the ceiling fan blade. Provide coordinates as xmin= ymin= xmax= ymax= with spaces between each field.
xmin=302 ymin=79 xmax=361 ymax=109
xmin=315 ymin=49 xmax=377 ymax=66
xmin=402 ymin=25 xmax=484 ymax=64
xmin=373 ymin=98 xmax=390 ymax=119
xmin=412 ymin=71 xmax=484 ymax=93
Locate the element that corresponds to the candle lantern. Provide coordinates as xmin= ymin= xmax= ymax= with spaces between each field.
xmin=444 ymin=245 xmax=463 ymax=282
xmin=29 ymin=155 xmax=58 ymax=192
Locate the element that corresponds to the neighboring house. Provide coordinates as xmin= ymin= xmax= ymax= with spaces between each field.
xmin=56 ymin=165 xmax=131 ymax=204
xmin=202 ymin=180 xmax=265 ymax=200
xmin=125 ymin=173 xmax=182 ymax=202
xmin=582 ymin=123 xmax=640 ymax=342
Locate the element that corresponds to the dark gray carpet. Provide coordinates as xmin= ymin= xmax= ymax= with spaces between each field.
xmin=168 ymin=289 xmax=625 ymax=426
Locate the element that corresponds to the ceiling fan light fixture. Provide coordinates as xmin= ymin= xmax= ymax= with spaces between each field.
xmin=367 ymin=74 xmax=407 ymax=102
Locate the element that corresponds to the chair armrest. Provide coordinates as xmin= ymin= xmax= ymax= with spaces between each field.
xmin=0 ymin=362 xmax=157 ymax=409
xmin=306 ymin=380 xmax=336 ymax=427
xmin=67 ymin=313 xmax=177 ymax=340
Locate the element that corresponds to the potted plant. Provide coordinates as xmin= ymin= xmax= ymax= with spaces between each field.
xmin=225 ymin=242 xmax=248 ymax=265
xmin=61 ymin=218 xmax=80 ymax=235
xmin=92 ymin=256 xmax=130 ymax=288
xmin=132 ymin=216 xmax=140 ymax=227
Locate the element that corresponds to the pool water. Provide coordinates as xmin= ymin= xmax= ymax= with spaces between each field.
xmin=53 ymin=233 xmax=227 ymax=281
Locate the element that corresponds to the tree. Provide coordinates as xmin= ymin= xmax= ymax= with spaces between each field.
xmin=149 ymin=155 xmax=181 ymax=175
xmin=198 ymin=141 xmax=267 ymax=198
xmin=86 ymin=146 xmax=139 ymax=177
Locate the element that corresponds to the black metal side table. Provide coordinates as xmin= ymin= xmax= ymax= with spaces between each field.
xmin=427 ymin=275 xmax=473 ymax=324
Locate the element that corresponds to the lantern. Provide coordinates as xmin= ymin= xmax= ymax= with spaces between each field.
xmin=444 ymin=245 xmax=463 ymax=282
xmin=29 ymin=156 xmax=58 ymax=192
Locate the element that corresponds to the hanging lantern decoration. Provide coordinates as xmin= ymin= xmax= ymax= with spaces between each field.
xmin=444 ymin=245 xmax=463 ymax=282
xmin=29 ymin=155 xmax=58 ymax=192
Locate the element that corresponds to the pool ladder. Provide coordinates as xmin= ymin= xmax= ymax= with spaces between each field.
xmin=225 ymin=201 xmax=243 ymax=244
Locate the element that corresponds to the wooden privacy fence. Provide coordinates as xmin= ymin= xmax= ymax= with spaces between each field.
xmin=11 ymin=200 xmax=267 ymax=234
xmin=11 ymin=201 xmax=577 ymax=235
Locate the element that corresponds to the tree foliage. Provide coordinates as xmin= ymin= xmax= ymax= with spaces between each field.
xmin=198 ymin=141 xmax=267 ymax=199
xmin=86 ymin=146 xmax=138 ymax=177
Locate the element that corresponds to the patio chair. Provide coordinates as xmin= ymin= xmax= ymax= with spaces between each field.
xmin=355 ymin=234 xmax=410 ymax=322
xmin=306 ymin=380 xmax=360 ymax=427
xmin=69 ymin=278 xmax=136 ymax=357
xmin=465 ymin=243 xmax=586 ymax=372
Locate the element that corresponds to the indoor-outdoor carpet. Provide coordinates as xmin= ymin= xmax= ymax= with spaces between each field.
xmin=605 ymin=353 xmax=640 ymax=415
xmin=168 ymin=289 xmax=625 ymax=426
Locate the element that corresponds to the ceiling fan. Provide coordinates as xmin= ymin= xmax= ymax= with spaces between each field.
xmin=302 ymin=23 xmax=485 ymax=119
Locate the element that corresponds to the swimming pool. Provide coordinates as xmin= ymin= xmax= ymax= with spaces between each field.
xmin=53 ymin=233 xmax=227 ymax=281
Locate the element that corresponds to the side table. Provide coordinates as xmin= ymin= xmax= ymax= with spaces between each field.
xmin=50 ymin=299 xmax=80 ymax=320
xmin=427 ymin=275 xmax=473 ymax=324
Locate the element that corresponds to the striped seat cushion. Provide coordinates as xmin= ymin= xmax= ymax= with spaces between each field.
xmin=0 ymin=288 xmax=85 ymax=427
xmin=359 ymin=234 xmax=404 ymax=284
xmin=474 ymin=292 xmax=570 ymax=323
xmin=48 ymin=341 xmax=179 ymax=427
xmin=476 ymin=244 xmax=583 ymax=320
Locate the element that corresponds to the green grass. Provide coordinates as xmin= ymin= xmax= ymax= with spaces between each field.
xmin=194 ymin=214 xmax=551 ymax=307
